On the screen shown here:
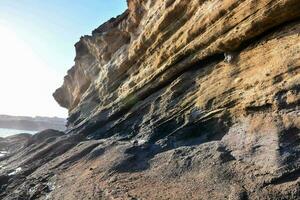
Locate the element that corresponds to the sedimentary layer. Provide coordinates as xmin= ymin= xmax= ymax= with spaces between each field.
xmin=0 ymin=0 xmax=299 ymax=199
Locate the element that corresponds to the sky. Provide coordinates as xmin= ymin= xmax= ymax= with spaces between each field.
xmin=0 ymin=0 xmax=127 ymax=118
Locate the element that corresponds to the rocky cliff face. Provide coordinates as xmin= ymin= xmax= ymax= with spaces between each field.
xmin=0 ymin=0 xmax=299 ymax=199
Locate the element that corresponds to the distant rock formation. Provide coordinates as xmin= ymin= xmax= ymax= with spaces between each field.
xmin=0 ymin=115 xmax=66 ymax=131
xmin=0 ymin=0 xmax=300 ymax=199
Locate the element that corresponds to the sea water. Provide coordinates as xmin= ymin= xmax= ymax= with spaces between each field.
xmin=0 ymin=128 xmax=36 ymax=138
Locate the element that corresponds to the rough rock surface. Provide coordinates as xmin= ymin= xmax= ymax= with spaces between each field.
xmin=1 ymin=0 xmax=300 ymax=199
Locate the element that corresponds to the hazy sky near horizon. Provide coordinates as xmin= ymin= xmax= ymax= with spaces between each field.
xmin=0 ymin=0 xmax=127 ymax=118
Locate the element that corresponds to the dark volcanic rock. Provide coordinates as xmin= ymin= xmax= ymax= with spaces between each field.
xmin=1 ymin=0 xmax=300 ymax=199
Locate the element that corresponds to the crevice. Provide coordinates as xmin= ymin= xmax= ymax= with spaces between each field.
xmin=245 ymin=103 xmax=273 ymax=114
xmin=234 ymin=17 xmax=300 ymax=52
xmin=275 ymin=84 xmax=300 ymax=110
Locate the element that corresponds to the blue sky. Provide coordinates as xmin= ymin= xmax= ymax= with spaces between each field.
xmin=0 ymin=0 xmax=127 ymax=117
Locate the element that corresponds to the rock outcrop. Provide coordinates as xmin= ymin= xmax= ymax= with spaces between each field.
xmin=0 ymin=0 xmax=299 ymax=199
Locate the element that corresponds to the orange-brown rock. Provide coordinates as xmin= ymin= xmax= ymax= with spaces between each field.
xmin=1 ymin=0 xmax=299 ymax=199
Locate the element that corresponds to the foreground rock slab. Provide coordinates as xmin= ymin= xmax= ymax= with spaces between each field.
xmin=1 ymin=0 xmax=299 ymax=199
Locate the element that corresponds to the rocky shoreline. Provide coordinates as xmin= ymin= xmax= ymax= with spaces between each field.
xmin=0 ymin=115 xmax=66 ymax=132
xmin=0 ymin=0 xmax=299 ymax=199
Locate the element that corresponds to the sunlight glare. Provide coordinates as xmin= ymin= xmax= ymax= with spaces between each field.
xmin=0 ymin=24 xmax=67 ymax=117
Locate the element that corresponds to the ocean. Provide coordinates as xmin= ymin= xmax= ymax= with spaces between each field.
xmin=0 ymin=128 xmax=37 ymax=138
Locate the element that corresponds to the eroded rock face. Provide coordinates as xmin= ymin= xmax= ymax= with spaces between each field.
xmin=54 ymin=0 xmax=300 ymax=131
xmin=1 ymin=0 xmax=299 ymax=199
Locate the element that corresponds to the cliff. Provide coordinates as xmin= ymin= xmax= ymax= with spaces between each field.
xmin=0 ymin=0 xmax=299 ymax=199
xmin=0 ymin=115 xmax=66 ymax=132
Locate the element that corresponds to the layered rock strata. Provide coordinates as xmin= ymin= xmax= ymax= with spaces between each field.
xmin=0 ymin=0 xmax=299 ymax=199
